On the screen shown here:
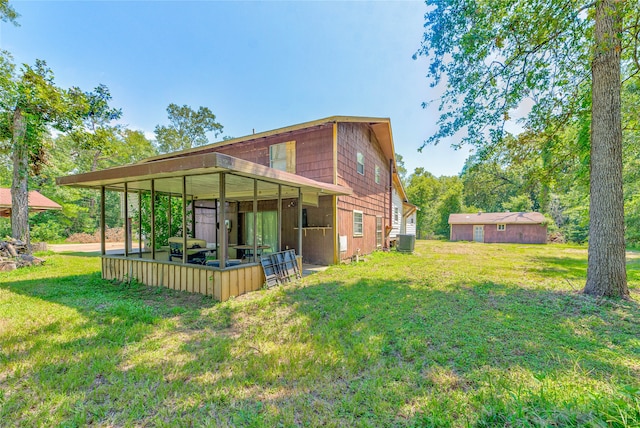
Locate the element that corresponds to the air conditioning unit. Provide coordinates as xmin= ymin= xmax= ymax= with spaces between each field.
xmin=396 ymin=234 xmax=415 ymax=253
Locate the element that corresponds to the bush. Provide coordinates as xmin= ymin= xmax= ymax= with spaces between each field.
xmin=30 ymin=220 xmax=64 ymax=242
xmin=0 ymin=218 xmax=10 ymax=238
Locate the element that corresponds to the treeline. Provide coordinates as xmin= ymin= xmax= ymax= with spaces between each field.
xmin=0 ymin=57 xmax=223 ymax=243
xmin=404 ymin=75 xmax=640 ymax=246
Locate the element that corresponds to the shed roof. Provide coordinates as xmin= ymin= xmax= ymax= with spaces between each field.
xmin=0 ymin=188 xmax=62 ymax=217
xmin=448 ymin=212 xmax=546 ymax=225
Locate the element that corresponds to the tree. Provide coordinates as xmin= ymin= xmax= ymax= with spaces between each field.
xmin=154 ymin=104 xmax=223 ymax=153
xmin=0 ymin=0 xmax=19 ymax=24
xmin=68 ymin=84 xmax=123 ymax=172
xmin=406 ymin=168 xmax=440 ymax=238
xmin=395 ymin=153 xmax=408 ymax=186
xmin=416 ymin=0 xmax=638 ymax=298
xmin=0 ymin=53 xmax=85 ymax=250
xmin=434 ymin=182 xmax=463 ymax=238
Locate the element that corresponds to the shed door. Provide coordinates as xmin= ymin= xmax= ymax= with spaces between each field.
xmin=473 ymin=225 xmax=484 ymax=243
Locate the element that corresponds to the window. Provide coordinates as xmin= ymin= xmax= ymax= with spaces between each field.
xmin=394 ymin=206 xmax=399 ymax=223
xmin=353 ymin=210 xmax=363 ymax=236
xmin=356 ymin=152 xmax=365 ymax=175
xmin=497 ymin=224 xmax=506 ymax=231
xmin=375 ymin=165 xmax=380 ymax=184
xmin=376 ymin=217 xmax=383 ymax=248
xmin=270 ymin=141 xmax=296 ymax=173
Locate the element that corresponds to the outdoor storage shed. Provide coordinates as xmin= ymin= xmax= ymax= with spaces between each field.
xmin=448 ymin=212 xmax=547 ymax=244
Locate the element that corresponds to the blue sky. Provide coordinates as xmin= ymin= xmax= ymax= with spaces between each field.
xmin=1 ymin=0 xmax=471 ymax=177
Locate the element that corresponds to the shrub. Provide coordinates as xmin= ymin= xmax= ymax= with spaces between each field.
xmin=30 ymin=220 xmax=64 ymax=242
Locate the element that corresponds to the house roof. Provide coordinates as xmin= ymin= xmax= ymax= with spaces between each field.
xmin=142 ymin=115 xmax=396 ymax=163
xmin=0 ymin=188 xmax=62 ymax=218
xmin=448 ymin=212 xmax=546 ymax=225
xmin=57 ymin=152 xmax=352 ymax=202
xmin=139 ymin=115 xmax=412 ymax=204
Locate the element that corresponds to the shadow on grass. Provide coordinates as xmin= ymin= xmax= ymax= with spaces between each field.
xmin=51 ymin=250 xmax=103 ymax=257
xmin=529 ymin=255 xmax=588 ymax=280
xmin=275 ymin=277 xmax=640 ymax=425
xmin=0 ymin=268 xmax=224 ymax=425
xmin=1 ymin=258 xmax=639 ymax=426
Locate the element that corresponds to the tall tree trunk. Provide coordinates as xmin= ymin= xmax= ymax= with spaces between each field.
xmin=10 ymin=107 xmax=31 ymax=252
xmin=584 ymin=0 xmax=629 ymax=298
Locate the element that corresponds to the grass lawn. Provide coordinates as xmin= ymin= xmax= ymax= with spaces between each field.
xmin=1 ymin=241 xmax=639 ymax=427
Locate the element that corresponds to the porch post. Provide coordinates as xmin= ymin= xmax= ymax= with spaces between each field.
xmin=253 ymin=178 xmax=258 ymax=262
xmin=124 ymin=182 xmax=129 ymax=258
xmin=277 ymin=184 xmax=282 ymax=252
xmin=219 ymin=173 xmax=226 ymax=269
xmin=214 ymin=198 xmax=218 ymax=252
xmin=297 ymin=188 xmax=302 ymax=257
xmin=167 ymin=194 xmax=172 ymax=238
xmin=150 ymin=179 xmax=156 ymax=260
xmin=100 ymin=186 xmax=106 ymax=256
xmin=191 ymin=196 xmax=196 ymax=238
xmin=137 ymin=190 xmax=142 ymax=258
xmin=182 ymin=176 xmax=188 ymax=264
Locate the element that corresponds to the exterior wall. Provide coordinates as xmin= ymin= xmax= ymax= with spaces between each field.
xmin=201 ymin=124 xmax=335 ymax=184
xmin=184 ymin=121 xmax=397 ymax=264
xmin=389 ymin=187 xmax=403 ymax=240
xmin=450 ymin=223 xmax=547 ymax=243
xmin=451 ymin=224 xmax=475 ymax=241
xmin=193 ymin=125 xmax=336 ymax=264
xmin=101 ymin=256 xmax=265 ymax=301
xmin=336 ymin=123 xmax=390 ymax=260
xmin=484 ymin=224 xmax=547 ymax=244
xmin=405 ymin=212 xmax=417 ymax=235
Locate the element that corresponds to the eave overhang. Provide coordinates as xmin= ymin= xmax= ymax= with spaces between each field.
xmin=57 ymin=152 xmax=352 ymax=201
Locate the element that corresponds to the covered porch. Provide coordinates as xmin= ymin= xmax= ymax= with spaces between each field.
xmin=57 ymin=152 xmax=351 ymax=301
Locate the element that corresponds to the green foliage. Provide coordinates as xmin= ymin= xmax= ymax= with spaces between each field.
xmin=0 ymin=0 xmax=19 ymax=24
xmin=29 ymin=219 xmax=64 ymax=242
xmin=415 ymin=0 xmax=597 ymax=149
xmin=154 ymin=103 xmax=223 ymax=153
xmin=502 ymin=194 xmax=533 ymax=212
xmin=405 ymin=168 xmax=464 ymax=239
xmin=434 ymin=185 xmax=462 ymax=237
xmin=395 ymin=153 xmax=407 ymax=185
xmin=0 ymin=217 xmax=10 ymax=237
xmin=136 ymin=193 xmax=186 ymax=247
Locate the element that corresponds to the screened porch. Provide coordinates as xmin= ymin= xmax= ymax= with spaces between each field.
xmin=57 ymin=152 xmax=351 ymax=300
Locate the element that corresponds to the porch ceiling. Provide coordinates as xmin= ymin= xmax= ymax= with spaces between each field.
xmin=57 ymin=152 xmax=352 ymax=201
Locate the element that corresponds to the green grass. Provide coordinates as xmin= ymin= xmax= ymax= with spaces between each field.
xmin=1 ymin=241 xmax=639 ymax=427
